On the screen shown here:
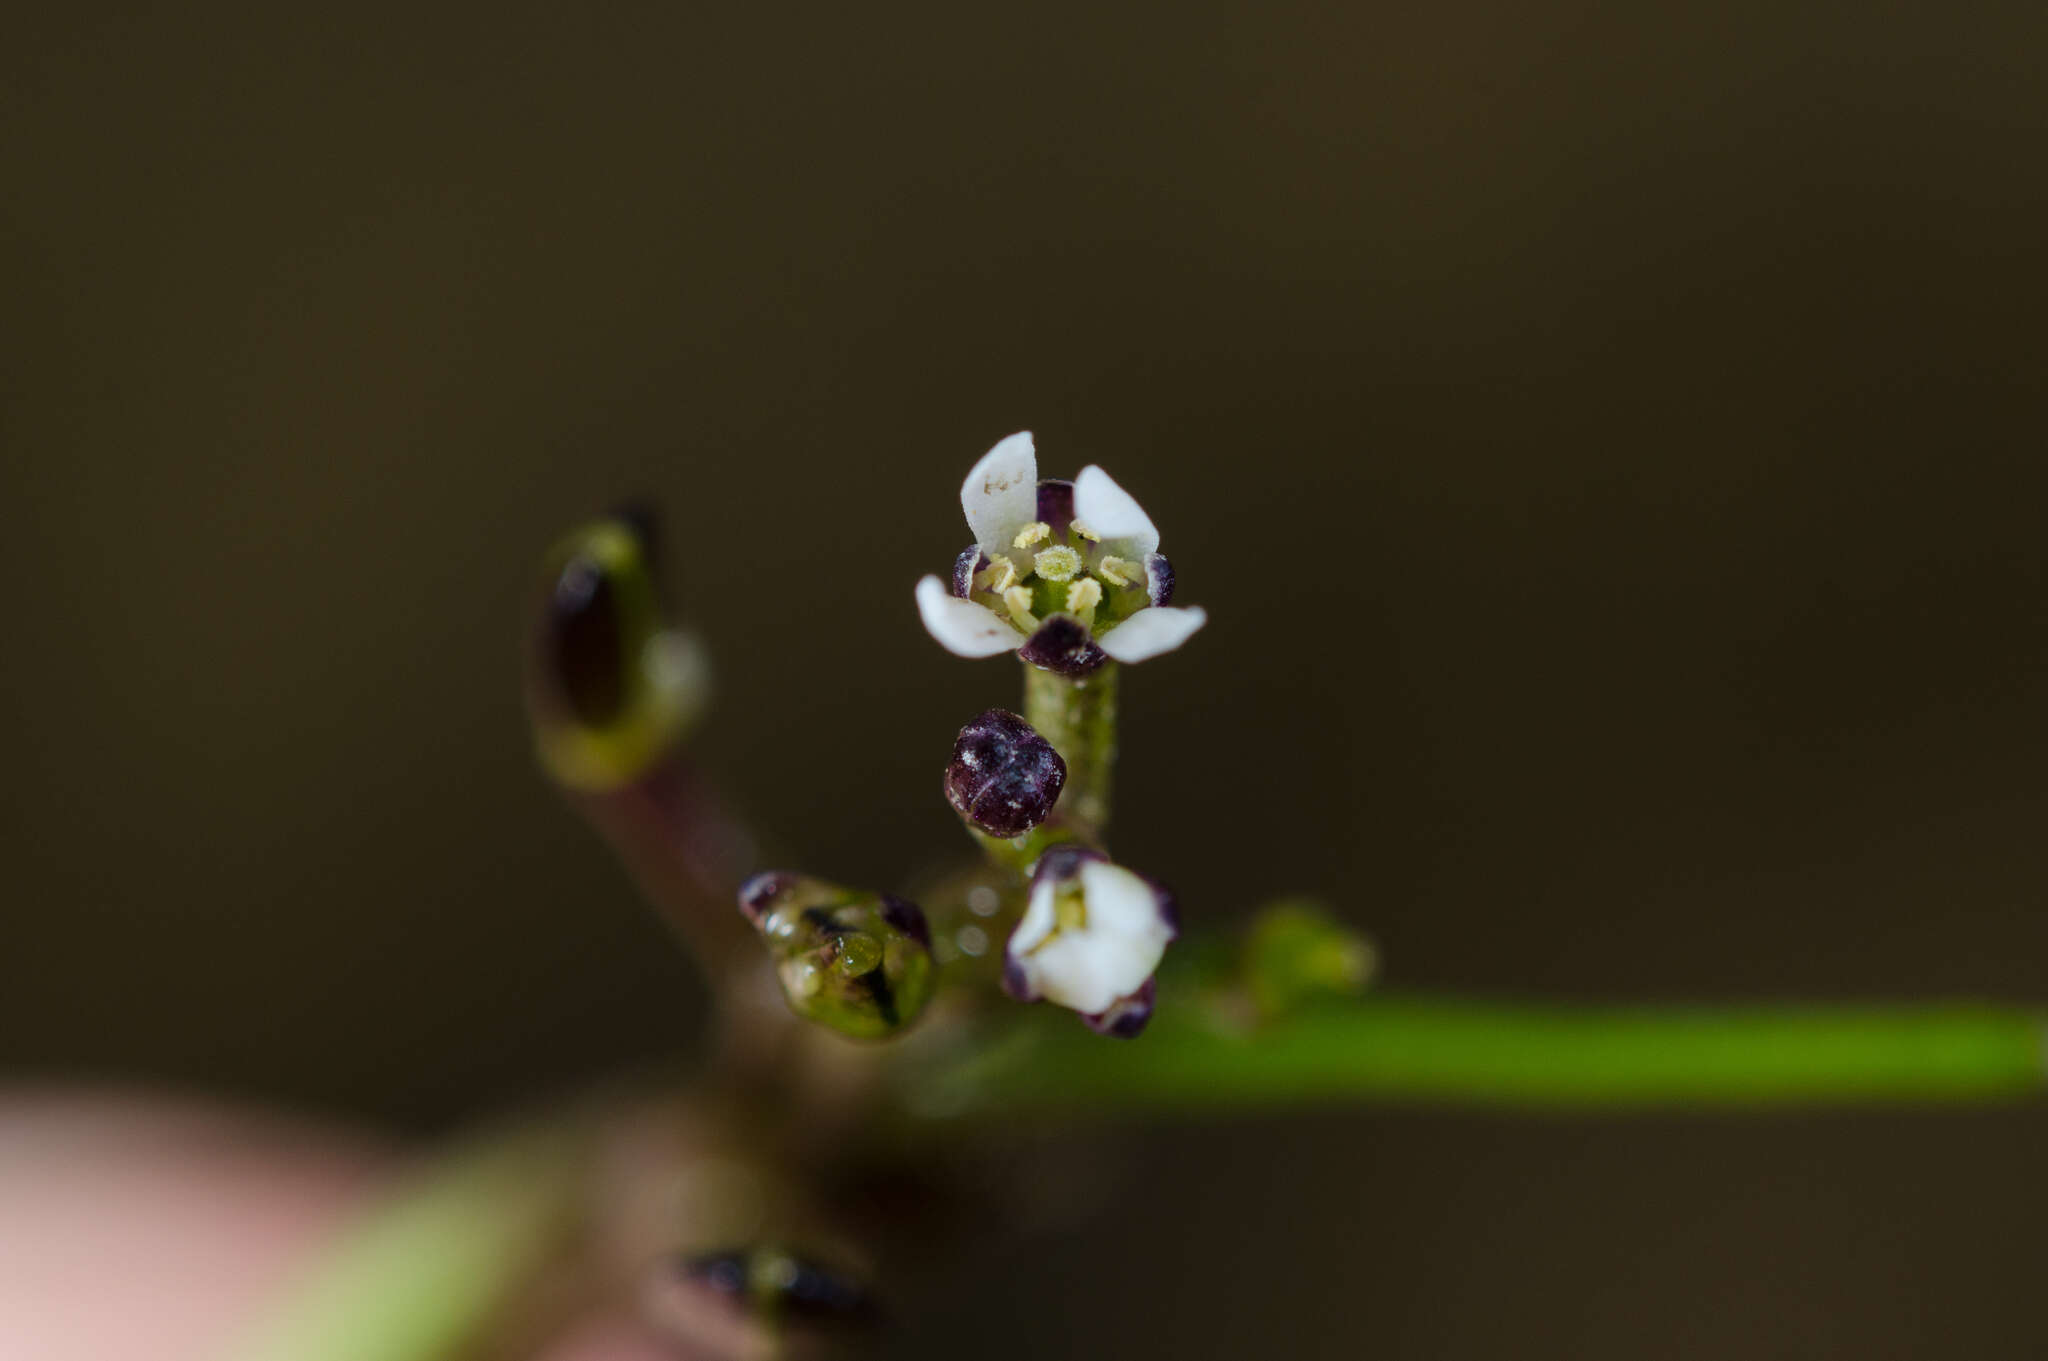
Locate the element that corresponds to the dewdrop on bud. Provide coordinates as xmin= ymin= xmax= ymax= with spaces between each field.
xmin=737 ymin=872 xmax=935 ymax=1040
xmin=943 ymin=708 xmax=1067 ymax=838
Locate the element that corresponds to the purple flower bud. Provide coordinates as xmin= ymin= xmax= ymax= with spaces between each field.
xmin=943 ymin=709 xmax=1067 ymax=838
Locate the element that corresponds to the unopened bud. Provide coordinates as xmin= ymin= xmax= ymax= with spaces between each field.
xmin=1242 ymin=900 xmax=1376 ymax=1019
xmin=649 ymin=1247 xmax=877 ymax=1355
xmin=737 ymin=872 xmax=935 ymax=1040
xmin=527 ymin=510 xmax=709 ymax=791
xmin=943 ymin=708 xmax=1067 ymax=838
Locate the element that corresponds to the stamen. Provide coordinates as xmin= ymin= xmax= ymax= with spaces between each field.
xmin=1066 ymin=577 xmax=1102 ymax=628
xmin=1072 ymin=521 xmax=1102 ymax=542
xmin=1002 ymin=585 xmax=1039 ymax=632
xmin=974 ymin=554 xmax=1017 ymax=595
xmin=1033 ymin=545 xmax=1083 ymax=583
xmin=1012 ymin=521 xmax=1052 ymax=550
xmin=1053 ymin=882 xmax=1088 ymax=933
xmin=1023 ymin=880 xmax=1089 ymax=955
xmin=1097 ymin=555 xmax=1139 ymax=587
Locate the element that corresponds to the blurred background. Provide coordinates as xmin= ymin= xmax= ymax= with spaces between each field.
xmin=5 ymin=1 xmax=2047 ymax=1356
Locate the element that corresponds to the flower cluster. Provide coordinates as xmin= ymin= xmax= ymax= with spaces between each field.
xmin=915 ymin=433 xmax=1206 ymax=673
xmin=556 ymin=432 xmax=1212 ymax=1043
xmin=910 ymin=434 xmax=1200 ymax=1036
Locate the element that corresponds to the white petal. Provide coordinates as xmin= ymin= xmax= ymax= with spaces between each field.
xmin=1006 ymin=860 xmax=1173 ymax=1016
xmin=961 ymin=432 xmax=1039 ymax=556
xmin=1077 ymin=862 xmax=1167 ymax=939
xmin=915 ymin=575 xmax=1020 ymax=658
xmin=1010 ymin=877 xmax=1057 ymax=956
xmin=1072 ymin=465 xmax=1160 ymax=559
xmin=1022 ymin=933 xmax=1125 ymax=1014
xmin=1023 ymin=917 xmax=1169 ymax=1015
xmin=1097 ymin=605 xmax=1207 ymax=663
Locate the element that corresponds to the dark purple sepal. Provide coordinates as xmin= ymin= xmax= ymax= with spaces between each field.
xmin=951 ymin=546 xmax=985 ymax=598
xmin=1144 ymin=552 xmax=1175 ymax=607
xmin=1001 ymin=952 xmax=1035 ymax=1001
xmin=943 ymin=708 xmax=1067 ymax=838
xmin=1030 ymin=840 xmax=1107 ymax=890
xmin=737 ymin=871 xmax=794 ymax=923
xmin=1017 ymin=613 xmax=1108 ymax=676
xmin=878 ymin=892 xmax=931 ymax=949
xmin=1084 ymin=978 xmax=1158 ymax=1038
xmin=1152 ymin=880 xmax=1181 ymax=939
xmin=1035 ymin=478 xmax=1075 ymax=536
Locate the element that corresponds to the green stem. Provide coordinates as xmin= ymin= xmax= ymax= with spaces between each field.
xmin=911 ymin=992 xmax=2048 ymax=1117
xmin=575 ymin=757 xmax=758 ymax=1004
xmin=222 ymin=1122 xmax=591 ymax=1361
xmin=963 ymin=816 xmax=1097 ymax=878
xmin=1024 ymin=662 xmax=1118 ymax=834
xmin=228 ymin=995 xmax=2048 ymax=1361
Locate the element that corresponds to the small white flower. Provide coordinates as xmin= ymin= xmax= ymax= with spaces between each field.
xmin=914 ymin=432 xmax=1208 ymax=673
xmin=1004 ymin=845 xmax=1178 ymax=1037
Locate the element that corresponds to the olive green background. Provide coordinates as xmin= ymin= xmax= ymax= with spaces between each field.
xmin=5 ymin=2 xmax=2047 ymax=1356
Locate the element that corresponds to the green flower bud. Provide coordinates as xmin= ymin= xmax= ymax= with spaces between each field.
xmin=1242 ymin=899 xmax=1376 ymax=1020
xmin=737 ymin=873 xmax=935 ymax=1040
xmin=527 ymin=510 xmax=709 ymax=791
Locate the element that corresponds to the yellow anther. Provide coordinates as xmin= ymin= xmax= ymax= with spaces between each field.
xmin=1097 ymin=555 xmax=1139 ymax=588
xmin=1072 ymin=521 xmax=1102 ymax=542
xmin=1002 ymin=585 xmax=1039 ymax=632
xmin=1033 ymin=545 xmax=1082 ymax=582
xmin=1066 ymin=577 xmax=1103 ymax=628
xmin=974 ymin=554 xmax=1018 ymax=595
xmin=1013 ymin=521 xmax=1052 ymax=550
xmin=1053 ymin=881 xmax=1088 ymax=933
